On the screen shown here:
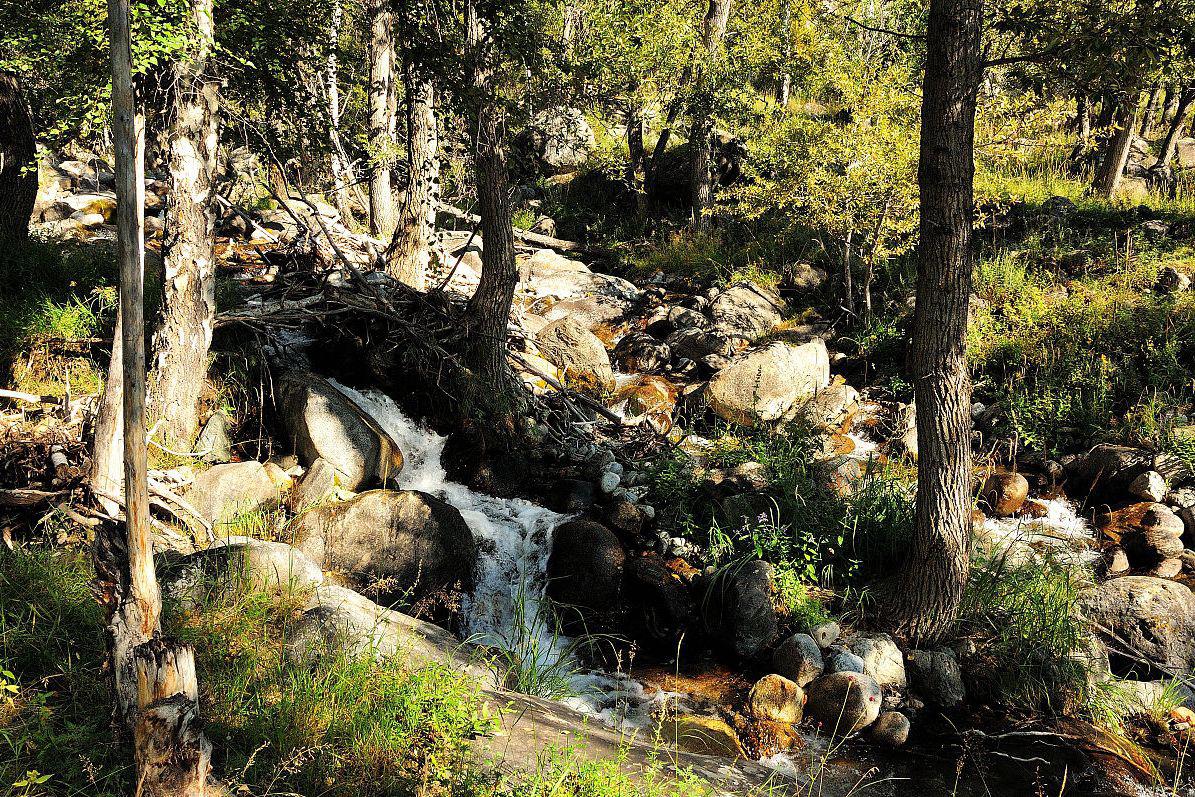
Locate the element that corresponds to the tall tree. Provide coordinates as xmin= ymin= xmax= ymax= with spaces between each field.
xmin=1153 ymin=85 xmax=1194 ymax=170
xmin=463 ymin=0 xmax=524 ymax=428
xmin=367 ymin=0 xmax=396 ymax=237
xmin=100 ymin=5 xmax=213 ymax=790
xmin=0 ymin=72 xmax=36 ymax=243
xmin=688 ymin=0 xmax=733 ymax=230
xmin=384 ymin=61 xmax=438 ymax=289
xmin=326 ymin=0 xmax=353 ymax=219
xmin=886 ymin=0 xmax=983 ymax=644
xmin=148 ymin=0 xmax=221 ymax=446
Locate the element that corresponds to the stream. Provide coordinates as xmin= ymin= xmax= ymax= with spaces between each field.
xmin=330 ymin=382 xmax=1171 ymax=797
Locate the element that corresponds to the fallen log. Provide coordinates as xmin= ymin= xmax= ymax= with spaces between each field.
xmin=0 ymin=487 xmax=70 ymax=507
xmin=437 ymin=201 xmax=612 ymax=258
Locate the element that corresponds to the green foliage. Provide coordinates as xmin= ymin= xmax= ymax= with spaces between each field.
xmin=958 ymin=553 xmax=1090 ymax=711
xmin=650 ymin=422 xmax=914 ymax=590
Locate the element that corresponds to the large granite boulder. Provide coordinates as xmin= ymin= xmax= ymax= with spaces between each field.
xmin=705 ymin=340 xmax=830 ymax=426
xmin=1078 ymin=576 xmax=1195 ymax=674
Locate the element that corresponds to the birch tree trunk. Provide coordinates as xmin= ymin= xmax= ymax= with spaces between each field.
xmin=885 ymin=0 xmax=981 ymax=645
xmin=688 ymin=0 xmax=733 ymax=230
xmin=148 ymin=0 xmax=220 ymax=447
xmin=326 ymin=0 xmax=353 ymax=219
xmin=0 ymin=72 xmax=36 ymax=243
xmin=775 ymin=0 xmax=792 ymax=106
xmin=367 ymin=0 xmax=395 ymax=238
xmin=463 ymin=0 xmax=524 ymax=429
xmin=385 ymin=63 xmax=438 ymax=290
xmin=1154 ymin=87 xmax=1193 ymax=170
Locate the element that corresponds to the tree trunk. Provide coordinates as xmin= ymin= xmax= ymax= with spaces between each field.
xmin=367 ymin=0 xmax=395 ymax=238
xmin=385 ymin=63 xmax=438 ymax=290
xmin=463 ymin=0 xmax=524 ymax=429
xmin=132 ymin=640 xmax=212 ymax=796
xmin=775 ymin=0 xmax=792 ymax=106
xmin=886 ymin=0 xmax=981 ymax=645
xmin=625 ymin=99 xmax=647 ymax=217
xmin=148 ymin=0 xmax=220 ymax=447
xmin=1074 ymin=94 xmax=1091 ymax=140
xmin=688 ymin=0 xmax=733 ymax=230
xmin=1139 ymin=84 xmax=1162 ymax=137
xmin=1093 ymin=93 xmax=1142 ymax=199
xmin=0 ymin=72 xmax=36 ymax=243
xmin=1154 ymin=87 xmax=1193 ymax=170
xmin=326 ymin=0 xmax=353 ymax=219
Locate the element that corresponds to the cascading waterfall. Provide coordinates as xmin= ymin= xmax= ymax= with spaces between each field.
xmin=329 ymin=382 xmax=677 ymax=727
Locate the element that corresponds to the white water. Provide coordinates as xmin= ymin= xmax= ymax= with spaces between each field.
xmin=329 ymin=381 xmax=568 ymax=664
xmin=329 ymin=381 xmax=678 ymax=729
xmin=978 ymin=496 xmax=1097 ymax=566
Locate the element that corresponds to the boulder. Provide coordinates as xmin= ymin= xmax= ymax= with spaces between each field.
xmin=1129 ymin=470 xmax=1169 ymax=502
xmin=277 ymin=372 xmax=403 ymax=490
xmin=662 ymin=715 xmax=746 ymax=759
xmin=612 ymin=332 xmax=670 ymax=374
xmin=195 ymin=412 xmax=233 ymax=464
xmin=609 ymin=376 xmax=677 ymax=431
xmin=285 ymin=585 xmax=496 ymax=686
xmin=546 ymin=520 xmax=626 ymax=630
xmin=1070 ymin=445 xmax=1150 ymax=498
xmin=709 ymin=284 xmax=786 ymax=339
xmin=805 ymin=672 xmax=883 ymax=735
xmin=811 ymin=621 xmax=841 ymax=649
xmin=666 ymin=327 xmax=733 ymax=361
xmin=852 ymin=633 xmax=906 ymax=690
xmin=535 ymin=317 xmax=616 ymax=395
xmin=773 ymin=633 xmax=825 ymax=687
xmin=705 ymin=340 xmax=831 ymax=426
xmin=1078 ymin=577 xmax=1195 ymax=673
xmin=748 ymin=674 xmax=805 ymax=724
xmin=699 ymin=560 xmax=778 ymax=659
xmin=166 ymin=536 xmax=324 ymax=607
xmin=869 ymin=712 xmax=910 ymax=747
xmin=789 ymin=382 xmax=859 ymax=429
xmin=291 ymin=490 xmax=476 ymax=604
xmin=623 ymin=554 xmax=698 ymax=646
xmin=286 ymin=457 xmax=341 ymax=511
xmin=1120 ymin=504 xmax=1186 ymax=565
xmin=905 ymin=649 xmax=965 ymax=707
xmin=183 ymin=461 xmax=280 ymax=527
xmin=519 ymin=107 xmax=595 ymax=174
xmin=978 ymin=472 xmax=1029 ymax=518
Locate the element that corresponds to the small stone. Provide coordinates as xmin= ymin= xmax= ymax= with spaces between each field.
xmin=195 ymin=412 xmax=233 ymax=463
xmin=811 ymin=621 xmax=841 ymax=648
xmin=748 ymin=674 xmax=805 ymax=724
xmin=868 ymin=711 xmax=910 ymax=748
xmin=906 ymin=649 xmax=965 ymax=707
xmin=852 ymin=633 xmax=906 ymax=690
xmin=827 ymin=651 xmax=866 ymax=675
xmin=773 ymin=633 xmax=825 ymax=686
xmin=599 ymin=471 xmax=621 ymax=493
xmin=1105 ymin=545 xmax=1131 ymax=575
xmin=1129 ymin=470 xmax=1168 ymax=502
xmin=979 ymin=472 xmax=1029 ymax=517
xmin=805 ymin=672 xmax=883 ymax=735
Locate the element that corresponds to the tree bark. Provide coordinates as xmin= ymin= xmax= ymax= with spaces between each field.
xmin=463 ymin=0 xmax=524 ymax=429
xmin=132 ymin=640 xmax=212 ymax=797
xmin=326 ymin=0 xmax=353 ymax=219
xmin=0 ymin=72 xmax=36 ymax=243
xmin=1093 ymin=93 xmax=1143 ymax=199
xmin=384 ymin=62 xmax=438 ymax=290
xmin=886 ymin=0 xmax=981 ymax=645
xmin=625 ymin=99 xmax=647 ymax=217
xmin=1139 ymin=84 xmax=1162 ymax=137
xmin=1153 ymin=87 xmax=1193 ymax=170
xmin=367 ymin=0 xmax=395 ymax=238
xmin=688 ymin=0 xmax=733 ymax=230
xmin=148 ymin=0 xmax=220 ymax=447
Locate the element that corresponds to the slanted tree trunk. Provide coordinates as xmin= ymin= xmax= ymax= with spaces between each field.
xmin=775 ymin=0 xmax=792 ymax=106
xmin=1093 ymin=93 xmax=1143 ymax=198
xmin=0 ymin=72 xmax=36 ymax=243
xmin=326 ymin=0 xmax=353 ymax=219
xmin=385 ymin=63 xmax=438 ymax=289
xmin=688 ymin=0 xmax=733 ymax=230
xmin=148 ymin=0 xmax=220 ymax=447
xmin=1154 ymin=87 xmax=1194 ymax=170
xmin=886 ymin=0 xmax=982 ymax=645
xmin=463 ymin=0 xmax=524 ymax=429
xmin=367 ymin=0 xmax=395 ymax=238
